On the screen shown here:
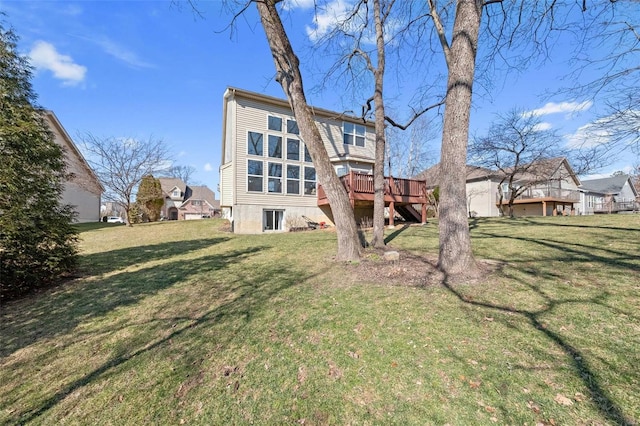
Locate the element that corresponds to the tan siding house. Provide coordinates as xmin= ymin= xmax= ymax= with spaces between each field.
xmin=417 ymin=158 xmax=581 ymax=217
xmin=45 ymin=111 xmax=103 ymax=222
xmin=219 ymin=87 xmax=376 ymax=234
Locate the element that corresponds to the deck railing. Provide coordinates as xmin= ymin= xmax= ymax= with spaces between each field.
xmin=317 ymin=172 xmax=427 ymax=203
xmin=593 ymin=200 xmax=639 ymax=213
xmin=500 ymin=187 xmax=580 ymax=202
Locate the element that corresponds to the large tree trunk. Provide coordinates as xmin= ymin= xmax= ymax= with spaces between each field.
xmin=256 ymin=0 xmax=361 ymax=261
xmin=437 ymin=0 xmax=482 ymax=276
xmin=371 ymin=0 xmax=387 ymax=248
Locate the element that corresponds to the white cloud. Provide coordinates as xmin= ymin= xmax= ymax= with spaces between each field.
xmin=525 ymin=101 xmax=593 ymax=118
xmin=532 ymin=122 xmax=553 ymax=131
xmin=204 ymin=163 xmax=213 ymax=172
xmin=306 ymin=0 xmax=353 ymax=42
xmin=96 ymin=37 xmax=154 ymax=69
xmin=28 ymin=41 xmax=86 ymax=86
xmin=564 ymin=121 xmax=611 ymax=149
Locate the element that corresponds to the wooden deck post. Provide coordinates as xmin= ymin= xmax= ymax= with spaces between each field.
xmin=389 ymin=201 xmax=395 ymax=228
xmin=542 ymin=201 xmax=547 ymax=216
xmin=421 ymin=202 xmax=427 ymax=224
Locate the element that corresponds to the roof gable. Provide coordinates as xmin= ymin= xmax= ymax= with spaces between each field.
xmin=44 ymin=110 xmax=104 ymax=193
xmin=580 ymin=175 xmax=635 ymax=195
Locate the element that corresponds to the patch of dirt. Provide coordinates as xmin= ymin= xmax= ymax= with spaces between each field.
xmin=344 ymin=248 xmax=501 ymax=287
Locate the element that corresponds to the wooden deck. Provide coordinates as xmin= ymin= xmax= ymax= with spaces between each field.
xmin=317 ymin=172 xmax=429 ymax=224
xmin=498 ymin=188 xmax=581 ymax=216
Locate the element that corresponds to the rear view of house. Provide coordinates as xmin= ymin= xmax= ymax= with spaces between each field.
xmin=45 ymin=111 xmax=103 ymax=222
xmin=219 ymin=87 xmax=378 ymax=234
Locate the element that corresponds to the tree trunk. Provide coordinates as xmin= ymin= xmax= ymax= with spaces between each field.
xmin=437 ymin=0 xmax=482 ymax=276
xmin=256 ymin=0 xmax=361 ymax=261
xmin=371 ymin=0 xmax=387 ymax=248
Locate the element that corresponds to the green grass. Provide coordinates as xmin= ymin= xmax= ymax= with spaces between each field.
xmin=1 ymin=216 xmax=639 ymax=425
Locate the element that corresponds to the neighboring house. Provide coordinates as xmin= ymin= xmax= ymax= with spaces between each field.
xmin=219 ymin=87 xmax=379 ymax=234
xmin=579 ymin=175 xmax=639 ymax=214
xmin=416 ymin=157 xmax=582 ymax=217
xmin=45 ymin=111 xmax=103 ymax=222
xmin=158 ymin=178 xmax=220 ymax=220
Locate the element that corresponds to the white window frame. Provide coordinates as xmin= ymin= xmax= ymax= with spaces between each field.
xmin=267 ymin=162 xmax=283 ymax=193
xmin=263 ymin=209 xmax=284 ymax=231
xmin=343 ymin=122 xmax=366 ymax=147
xmin=286 ymin=164 xmax=300 ymax=195
xmin=247 ymin=159 xmax=264 ymax=192
xmin=304 ymin=166 xmax=316 ymax=195
xmin=248 ymin=131 xmax=264 ymax=156
xmin=268 ymin=115 xmax=282 ymax=132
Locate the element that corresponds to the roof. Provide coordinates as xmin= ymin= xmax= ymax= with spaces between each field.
xmin=186 ymin=185 xmax=220 ymax=209
xmin=44 ymin=110 xmax=104 ymax=192
xmin=158 ymin=178 xmax=187 ymax=196
xmin=508 ymin=157 xmax=580 ymax=186
xmin=413 ymin=164 xmax=496 ymax=187
xmin=223 ymin=87 xmax=375 ymax=127
xmin=580 ymin=175 xmax=634 ymax=195
xmin=414 ymin=157 xmax=581 ymax=187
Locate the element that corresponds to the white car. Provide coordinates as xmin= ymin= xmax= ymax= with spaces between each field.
xmin=107 ymin=216 xmax=124 ymax=224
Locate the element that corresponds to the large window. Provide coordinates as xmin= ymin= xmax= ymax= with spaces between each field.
xmin=287 ymin=138 xmax=300 ymax=161
xmin=268 ymin=115 xmax=282 ymax=132
xmin=248 ymin=131 xmax=263 ymax=156
xmin=287 ymin=165 xmax=300 ymax=194
xmin=264 ymin=209 xmax=284 ymax=231
xmin=304 ymin=166 xmax=316 ymax=195
xmin=304 ymin=145 xmax=312 ymax=163
xmin=343 ymin=122 xmax=365 ymax=147
xmin=287 ymin=119 xmax=299 ymax=135
xmin=268 ymin=135 xmax=282 ymax=158
xmin=248 ymin=160 xmax=263 ymax=192
xmin=268 ymin=162 xmax=282 ymax=193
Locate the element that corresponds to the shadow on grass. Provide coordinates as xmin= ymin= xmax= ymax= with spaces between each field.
xmin=440 ymin=223 xmax=639 ymax=425
xmin=78 ymin=237 xmax=230 ymax=276
xmin=13 ymin=253 xmax=324 ymax=424
xmin=384 ymin=224 xmax=411 ymax=244
xmin=0 ymin=237 xmax=233 ymax=358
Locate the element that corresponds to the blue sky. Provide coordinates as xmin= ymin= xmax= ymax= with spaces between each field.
xmin=2 ymin=0 xmax=637 ymax=193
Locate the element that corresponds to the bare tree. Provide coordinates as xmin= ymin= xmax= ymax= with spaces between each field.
xmin=386 ymin=115 xmax=437 ymax=179
xmin=79 ymin=134 xmax=171 ymax=226
xmin=561 ymin=3 xmax=640 ymax=161
xmin=469 ymin=108 xmax=565 ymax=217
xmin=160 ymin=165 xmax=197 ymax=184
xmin=255 ymin=0 xmax=362 ymax=261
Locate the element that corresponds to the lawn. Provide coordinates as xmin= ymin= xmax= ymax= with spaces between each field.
xmin=1 ymin=216 xmax=639 ymax=425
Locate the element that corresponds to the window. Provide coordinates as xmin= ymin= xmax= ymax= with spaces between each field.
xmin=336 ymin=166 xmax=348 ymax=177
xmin=287 ymin=138 xmax=300 ymax=161
xmin=248 ymin=131 xmax=263 ymax=156
xmin=268 ymin=135 xmax=282 ymax=158
xmin=304 ymin=145 xmax=312 ymax=163
xmin=304 ymin=166 xmax=316 ymax=195
xmin=343 ymin=122 xmax=365 ymax=147
xmin=248 ymin=160 xmax=263 ymax=192
xmin=287 ymin=165 xmax=300 ymax=194
xmin=268 ymin=162 xmax=282 ymax=193
xmin=172 ymin=189 xmax=180 ymax=197
xmin=287 ymin=119 xmax=299 ymax=135
xmin=192 ymin=200 xmax=201 ymax=206
xmin=264 ymin=209 xmax=284 ymax=231
xmin=268 ymin=115 xmax=282 ymax=132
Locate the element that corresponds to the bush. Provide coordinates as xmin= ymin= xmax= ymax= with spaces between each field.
xmin=0 ymin=22 xmax=78 ymax=301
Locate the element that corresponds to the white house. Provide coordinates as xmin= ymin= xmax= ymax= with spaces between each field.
xmin=45 ymin=111 xmax=103 ymax=222
xmin=579 ymin=175 xmax=638 ymax=214
xmin=219 ymin=87 xmax=378 ymax=233
xmin=416 ymin=158 xmax=582 ymax=217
